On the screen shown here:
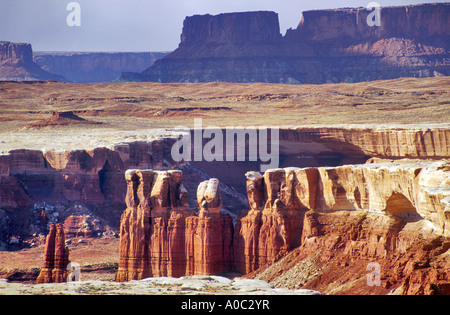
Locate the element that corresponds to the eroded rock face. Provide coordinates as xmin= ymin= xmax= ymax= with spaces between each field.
xmin=0 ymin=138 xmax=181 ymax=241
xmin=0 ymin=41 xmax=64 ymax=81
xmin=115 ymin=160 xmax=449 ymax=294
xmin=36 ymin=224 xmax=70 ymax=284
xmin=116 ymin=171 xmax=233 ymax=281
xmin=180 ymin=11 xmax=282 ymax=45
xmin=241 ymin=161 xmax=450 ymax=294
xmin=234 ymin=169 xmax=314 ymax=273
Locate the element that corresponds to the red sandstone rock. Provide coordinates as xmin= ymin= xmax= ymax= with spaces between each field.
xmin=36 ymin=224 xmax=70 ymax=284
xmin=234 ymin=169 xmax=307 ymax=274
xmin=241 ymin=161 xmax=450 ymax=295
xmin=63 ymin=215 xmax=104 ymax=238
xmin=0 ymin=41 xmax=64 ymax=81
xmin=116 ymin=170 xmax=233 ymax=281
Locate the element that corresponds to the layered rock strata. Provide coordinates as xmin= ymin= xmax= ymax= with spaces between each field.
xmin=124 ymin=4 xmax=450 ymax=83
xmin=235 ymin=160 xmax=450 ymax=276
xmin=116 ymin=171 xmax=233 ymax=281
xmin=116 ymin=160 xmax=449 ymax=294
xmin=0 ymin=42 xmax=64 ymax=81
xmin=1 ymin=126 xmax=448 ymax=243
xmin=36 ymin=224 xmax=70 ymax=283
xmin=0 ymin=136 xmax=182 ymax=240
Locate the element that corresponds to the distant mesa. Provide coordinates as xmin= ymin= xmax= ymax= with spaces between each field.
xmin=34 ymin=51 xmax=169 ymax=83
xmin=0 ymin=41 xmax=64 ymax=82
xmin=25 ymin=111 xmax=102 ymax=128
xmin=0 ymin=41 xmax=169 ymax=83
xmin=122 ymin=3 xmax=450 ymax=84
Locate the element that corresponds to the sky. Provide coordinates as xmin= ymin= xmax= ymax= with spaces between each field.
xmin=0 ymin=0 xmax=447 ymax=52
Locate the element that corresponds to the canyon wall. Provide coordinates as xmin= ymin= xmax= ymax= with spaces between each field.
xmin=0 ymin=137 xmax=182 ymax=242
xmin=34 ymin=52 xmax=168 ymax=83
xmin=1 ymin=126 xmax=448 ymax=244
xmin=116 ymin=171 xmax=233 ymax=281
xmin=0 ymin=42 xmax=64 ymax=81
xmin=123 ymin=3 xmax=450 ymax=83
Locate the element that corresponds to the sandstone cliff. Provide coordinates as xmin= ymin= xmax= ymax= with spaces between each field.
xmin=0 ymin=136 xmax=183 ymax=243
xmin=241 ymin=161 xmax=450 ymax=294
xmin=116 ymin=171 xmax=233 ymax=281
xmin=34 ymin=52 xmax=168 ymax=83
xmin=115 ymin=160 xmax=449 ymax=294
xmin=123 ymin=3 xmax=450 ymax=83
xmin=0 ymin=42 xmax=64 ymax=81
xmin=36 ymin=223 xmax=70 ymax=284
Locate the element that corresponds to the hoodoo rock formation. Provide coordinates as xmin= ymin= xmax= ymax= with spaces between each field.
xmin=123 ymin=3 xmax=450 ymax=84
xmin=36 ymin=224 xmax=70 ymax=284
xmin=116 ymin=159 xmax=449 ymax=294
xmin=233 ymin=169 xmax=309 ymax=273
xmin=0 ymin=42 xmax=64 ymax=81
xmin=116 ymin=171 xmax=233 ymax=281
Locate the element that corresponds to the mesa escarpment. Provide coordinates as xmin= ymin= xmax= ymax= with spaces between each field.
xmin=0 ymin=42 xmax=64 ymax=81
xmin=34 ymin=52 xmax=168 ymax=83
xmin=124 ymin=3 xmax=450 ymax=83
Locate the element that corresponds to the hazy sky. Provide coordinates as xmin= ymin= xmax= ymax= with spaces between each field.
xmin=0 ymin=0 xmax=446 ymax=52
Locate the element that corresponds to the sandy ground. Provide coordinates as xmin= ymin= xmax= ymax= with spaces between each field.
xmin=0 ymin=77 xmax=448 ymax=152
xmin=0 ymin=77 xmax=448 ymax=132
xmin=0 ymin=276 xmax=321 ymax=295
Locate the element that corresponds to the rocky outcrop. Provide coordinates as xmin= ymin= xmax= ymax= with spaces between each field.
xmin=0 ymin=42 xmax=33 ymax=63
xmin=284 ymin=4 xmax=450 ymax=42
xmin=116 ymin=171 xmax=233 ymax=281
xmin=123 ymin=3 xmax=450 ymax=83
xmin=239 ymin=161 xmax=450 ymax=294
xmin=236 ymin=160 xmax=450 ymax=275
xmin=180 ymin=11 xmax=281 ymax=45
xmin=36 ymin=224 xmax=70 ymax=283
xmin=233 ymin=169 xmax=309 ymax=273
xmin=0 ymin=42 xmax=64 ymax=81
xmin=63 ymin=215 xmax=104 ymax=238
xmin=115 ymin=160 xmax=449 ymax=294
xmin=34 ymin=52 xmax=168 ymax=83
